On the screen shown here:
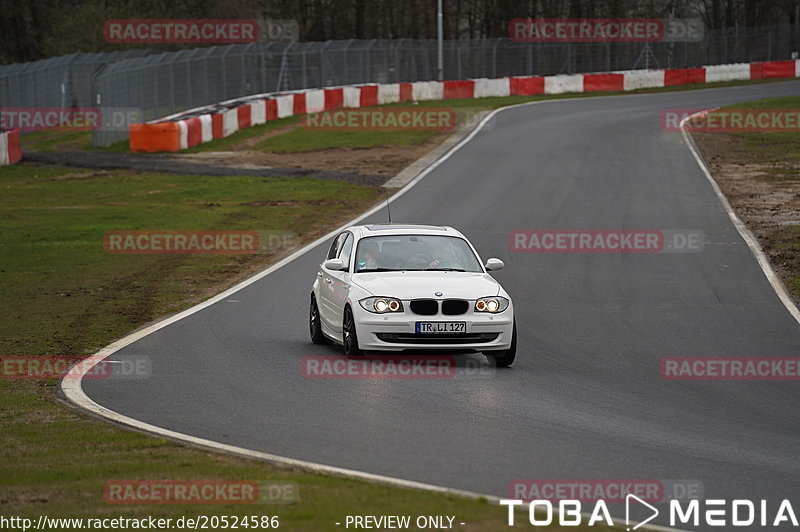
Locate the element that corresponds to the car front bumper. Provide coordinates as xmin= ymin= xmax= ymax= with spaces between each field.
xmin=352 ymin=304 xmax=514 ymax=352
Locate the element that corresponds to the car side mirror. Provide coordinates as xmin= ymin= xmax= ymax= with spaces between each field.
xmin=323 ymin=258 xmax=346 ymax=271
xmin=485 ymin=258 xmax=504 ymax=271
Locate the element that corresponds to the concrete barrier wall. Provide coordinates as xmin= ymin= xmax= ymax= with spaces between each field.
xmin=276 ymin=95 xmax=295 ymax=119
xmin=128 ymin=60 xmax=800 ymax=153
xmin=544 ymin=74 xmax=584 ymax=95
xmin=474 ymin=78 xmax=510 ymax=98
xmin=343 ymin=86 xmax=362 ymax=108
xmin=0 ymin=130 xmax=22 ymax=165
xmin=622 ymin=70 xmax=665 ymax=91
xmin=377 ymin=83 xmax=400 ymax=105
xmin=305 ymin=90 xmax=326 ymax=113
xmin=705 ymin=63 xmax=751 ymax=82
xmin=411 ymin=81 xmax=444 ymax=101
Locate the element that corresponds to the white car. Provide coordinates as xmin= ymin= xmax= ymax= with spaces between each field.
xmin=309 ymin=224 xmax=516 ymax=367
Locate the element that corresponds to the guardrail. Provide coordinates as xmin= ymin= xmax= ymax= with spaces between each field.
xmin=0 ymin=130 xmax=22 ymax=165
xmin=129 ymin=60 xmax=800 ymax=154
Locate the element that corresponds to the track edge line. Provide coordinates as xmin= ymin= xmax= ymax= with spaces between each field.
xmin=680 ymin=111 xmax=800 ymax=327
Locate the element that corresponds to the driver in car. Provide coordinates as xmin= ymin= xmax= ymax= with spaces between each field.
xmin=356 ymin=240 xmax=383 ymax=271
xmin=424 ymin=241 xmax=460 ymax=269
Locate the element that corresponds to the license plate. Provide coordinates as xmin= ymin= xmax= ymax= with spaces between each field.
xmin=415 ymin=321 xmax=466 ymax=334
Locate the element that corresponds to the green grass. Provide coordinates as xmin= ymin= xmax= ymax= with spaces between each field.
xmin=21 ymin=129 xmax=130 ymax=153
xmin=256 ymin=128 xmax=437 ymax=152
xmin=711 ymin=95 xmax=800 ymax=165
xmin=182 ymin=115 xmax=302 ymax=153
xmin=0 ymin=164 xmax=380 ymax=357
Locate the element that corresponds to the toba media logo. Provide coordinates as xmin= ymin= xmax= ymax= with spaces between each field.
xmin=501 ymin=497 xmax=800 ymax=529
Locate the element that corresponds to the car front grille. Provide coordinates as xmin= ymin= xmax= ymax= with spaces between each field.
xmin=441 ymin=299 xmax=469 ymax=315
xmin=376 ymin=333 xmax=499 ymax=344
xmin=410 ymin=299 xmax=438 ymax=315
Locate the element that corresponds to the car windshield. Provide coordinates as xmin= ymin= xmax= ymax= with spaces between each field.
xmin=354 ymin=235 xmax=483 ymax=273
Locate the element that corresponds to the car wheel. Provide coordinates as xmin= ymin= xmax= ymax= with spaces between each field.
xmin=486 ymin=320 xmax=516 ymax=368
xmin=342 ymin=306 xmax=363 ymax=357
xmin=310 ymin=295 xmax=332 ymax=345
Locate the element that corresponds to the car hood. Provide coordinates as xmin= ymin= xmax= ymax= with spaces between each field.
xmin=350 ymin=271 xmax=501 ymax=299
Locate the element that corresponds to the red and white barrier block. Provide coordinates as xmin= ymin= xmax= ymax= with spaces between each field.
xmin=129 ymin=59 xmax=800 ymax=153
xmin=0 ymin=129 xmax=22 ymax=165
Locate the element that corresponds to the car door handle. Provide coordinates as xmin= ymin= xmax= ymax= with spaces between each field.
xmin=325 ymin=278 xmax=332 ymax=284
xmin=317 ymin=271 xmax=322 ymax=277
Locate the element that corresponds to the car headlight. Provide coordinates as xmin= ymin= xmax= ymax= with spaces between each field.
xmin=359 ymin=297 xmax=404 ymax=314
xmin=474 ymin=296 xmax=509 ymax=313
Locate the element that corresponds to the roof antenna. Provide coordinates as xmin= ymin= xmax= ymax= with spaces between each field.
xmin=385 ymin=193 xmax=392 ymax=224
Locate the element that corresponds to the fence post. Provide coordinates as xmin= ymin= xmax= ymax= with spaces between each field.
xmin=301 ymin=44 xmax=308 ymax=88
xmin=366 ymin=39 xmax=376 ymax=81
xmin=169 ymin=60 xmax=176 ymax=114
xmin=276 ymin=42 xmax=295 ymax=91
xmin=342 ymin=39 xmax=355 ymax=85
xmin=492 ymin=38 xmax=499 ymax=78
xmin=319 ymin=41 xmax=331 ymax=87
xmin=768 ymin=31 xmax=773 ymax=61
xmin=394 ymin=39 xmax=404 ymax=83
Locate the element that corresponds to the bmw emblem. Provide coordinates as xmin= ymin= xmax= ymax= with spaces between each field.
xmin=435 ymin=291 xmax=443 ymax=297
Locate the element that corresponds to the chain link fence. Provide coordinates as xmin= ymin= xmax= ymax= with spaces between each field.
xmin=1 ymin=24 xmax=799 ymax=147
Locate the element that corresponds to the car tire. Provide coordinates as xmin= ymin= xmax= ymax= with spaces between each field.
xmin=342 ymin=306 xmax=363 ymax=357
xmin=310 ymin=295 xmax=332 ymax=345
xmin=486 ymin=320 xmax=516 ymax=368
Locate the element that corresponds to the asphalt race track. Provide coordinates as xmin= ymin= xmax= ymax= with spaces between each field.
xmin=79 ymin=82 xmax=800 ymax=530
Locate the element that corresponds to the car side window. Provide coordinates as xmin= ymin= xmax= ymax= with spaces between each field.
xmin=338 ymin=233 xmax=354 ymax=270
xmin=327 ymin=234 xmax=343 ymax=260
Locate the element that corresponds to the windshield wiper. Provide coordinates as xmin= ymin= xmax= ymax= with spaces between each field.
xmin=422 ymin=267 xmax=467 ymax=272
xmin=356 ymin=267 xmax=403 ymax=272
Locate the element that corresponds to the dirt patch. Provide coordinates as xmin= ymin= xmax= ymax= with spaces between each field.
xmin=50 ymin=170 xmax=113 ymax=181
xmin=232 ymin=122 xmax=301 ymax=150
xmin=238 ymin=199 xmax=352 ymax=207
xmin=171 ymin=136 xmax=449 ymax=177
xmin=693 ymin=131 xmax=800 ymax=303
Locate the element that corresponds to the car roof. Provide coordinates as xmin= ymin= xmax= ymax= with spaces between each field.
xmin=347 ymin=224 xmax=465 ymax=238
